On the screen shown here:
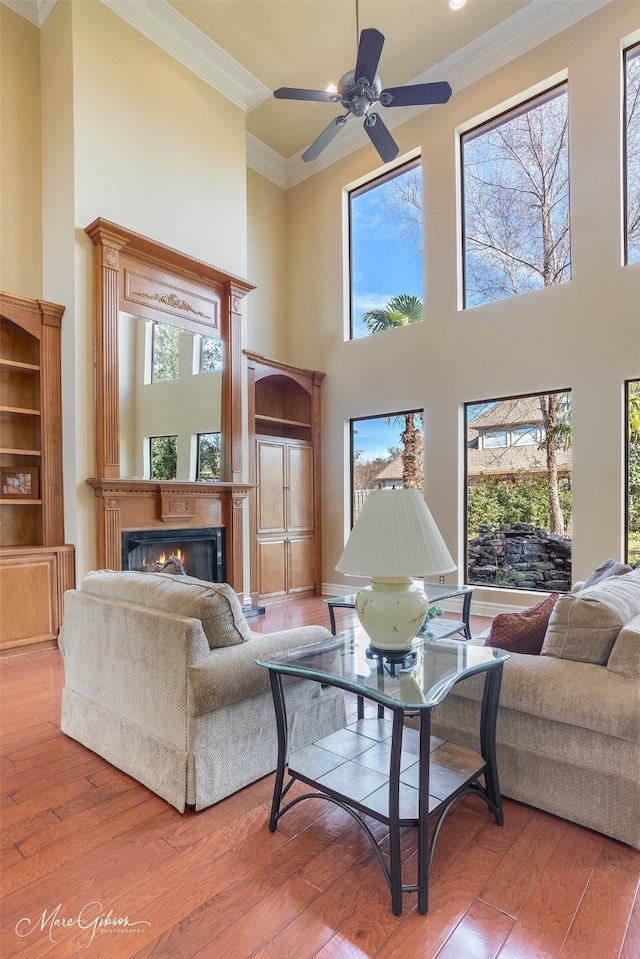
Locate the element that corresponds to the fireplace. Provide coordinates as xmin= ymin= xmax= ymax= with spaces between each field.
xmin=121 ymin=527 xmax=226 ymax=583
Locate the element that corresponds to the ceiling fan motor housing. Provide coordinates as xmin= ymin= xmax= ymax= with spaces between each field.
xmin=338 ymin=70 xmax=382 ymax=116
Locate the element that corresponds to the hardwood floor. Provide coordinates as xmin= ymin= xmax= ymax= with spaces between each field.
xmin=1 ymin=596 xmax=639 ymax=958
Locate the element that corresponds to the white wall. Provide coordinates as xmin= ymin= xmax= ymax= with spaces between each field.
xmin=283 ymin=2 xmax=640 ymax=609
xmin=0 ymin=5 xmax=42 ymax=295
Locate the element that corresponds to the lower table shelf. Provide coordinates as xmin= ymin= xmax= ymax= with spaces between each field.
xmin=288 ymin=718 xmax=485 ymax=823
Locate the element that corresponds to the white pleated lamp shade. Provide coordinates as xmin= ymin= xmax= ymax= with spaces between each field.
xmin=336 ymin=488 xmax=456 ymax=578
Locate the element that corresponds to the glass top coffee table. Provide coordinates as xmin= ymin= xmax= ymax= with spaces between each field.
xmin=325 ymin=581 xmax=474 ymax=640
xmin=257 ymin=626 xmax=507 ymax=916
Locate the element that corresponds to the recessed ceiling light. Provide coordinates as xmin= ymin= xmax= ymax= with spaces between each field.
xmin=449 ymin=0 xmax=468 ymax=10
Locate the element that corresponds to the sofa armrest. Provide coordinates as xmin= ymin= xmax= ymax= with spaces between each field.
xmin=188 ymin=625 xmax=332 ymax=714
xmin=608 ymin=613 xmax=640 ymax=681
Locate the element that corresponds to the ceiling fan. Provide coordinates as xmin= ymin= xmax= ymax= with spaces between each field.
xmin=273 ymin=26 xmax=452 ymax=163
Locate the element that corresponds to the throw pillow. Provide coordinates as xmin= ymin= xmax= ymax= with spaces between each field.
xmin=81 ymin=570 xmax=252 ymax=649
xmin=581 ymin=558 xmax=632 ymax=590
xmin=541 ymin=567 xmax=640 ymax=664
xmin=486 ymin=593 xmax=559 ymax=655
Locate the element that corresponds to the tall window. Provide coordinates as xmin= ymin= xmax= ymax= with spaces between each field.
xmin=349 ymin=159 xmax=423 ymax=339
xmin=197 ymin=432 xmax=221 ymax=482
xmin=351 ymin=410 xmax=423 ymax=523
xmin=627 ymin=379 xmax=640 ymax=566
xmin=151 ymin=324 xmax=180 ymax=382
xmin=150 ymin=435 xmax=177 ymax=480
xmin=465 ymin=390 xmax=572 ymax=591
xmin=625 ymin=43 xmax=640 ymax=265
xmin=462 ymin=83 xmax=571 ymax=307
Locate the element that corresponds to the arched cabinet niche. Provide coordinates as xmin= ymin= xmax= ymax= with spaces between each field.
xmin=85 ymin=219 xmax=255 ymax=592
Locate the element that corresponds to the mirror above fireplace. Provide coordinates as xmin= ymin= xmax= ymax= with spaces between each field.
xmin=119 ymin=312 xmax=223 ymax=482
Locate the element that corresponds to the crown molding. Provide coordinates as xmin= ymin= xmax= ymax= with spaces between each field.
xmin=1 ymin=0 xmax=56 ymax=27
xmin=246 ymin=134 xmax=288 ymax=189
xmin=283 ymin=0 xmax=613 ymax=188
xmin=100 ymin=0 xmax=270 ymax=112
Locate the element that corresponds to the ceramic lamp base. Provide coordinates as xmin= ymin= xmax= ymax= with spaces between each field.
xmin=355 ymin=577 xmax=429 ymax=652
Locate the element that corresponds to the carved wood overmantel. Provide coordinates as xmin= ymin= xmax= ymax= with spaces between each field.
xmin=85 ymin=219 xmax=255 ymax=591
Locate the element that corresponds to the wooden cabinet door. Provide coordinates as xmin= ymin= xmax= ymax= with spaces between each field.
xmin=286 ymin=443 xmax=313 ymax=532
xmin=256 ymin=538 xmax=287 ymax=600
xmin=257 ymin=440 xmax=286 ymax=533
xmin=287 ymin=535 xmax=315 ymax=595
xmin=256 ymin=437 xmax=315 ymax=600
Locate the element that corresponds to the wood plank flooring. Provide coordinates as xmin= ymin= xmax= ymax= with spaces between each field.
xmin=1 ymin=596 xmax=639 ymax=958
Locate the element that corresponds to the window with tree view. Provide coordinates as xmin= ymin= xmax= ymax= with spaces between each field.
xmin=151 ymin=323 xmax=180 ymax=382
xmin=462 ymin=83 xmax=570 ymax=307
xmin=150 ymin=435 xmax=177 ymax=480
xmin=350 ymin=159 xmax=423 ymax=339
xmin=627 ymin=380 xmax=640 ymax=566
xmin=625 ymin=42 xmax=640 ymax=265
xmin=465 ymin=390 xmax=572 ymax=591
xmin=351 ymin=410 xmax=423 ymax=524
xmin=197 ymin=432 xmax=221 ymax=482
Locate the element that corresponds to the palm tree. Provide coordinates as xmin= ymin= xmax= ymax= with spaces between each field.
xmin=361 ymin=294 xmax=424 ymax=489
xmin=361 ymin=293 xmax=423 ymax=334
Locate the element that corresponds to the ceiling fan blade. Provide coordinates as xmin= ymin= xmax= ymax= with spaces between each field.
xmin=274 ymin=87 xmax=337 ymax=102
xmin=354 ymin=28 xmax=385 ymax=84
xmin=380 ymin=81 xmax=452 ymax=107
xmin=302 ymin=115 xmax=349 ymax=162
xmin=363 ymin=113 xmax=399 ymax=164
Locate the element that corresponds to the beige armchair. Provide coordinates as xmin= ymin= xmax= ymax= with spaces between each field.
xmin=59 ymin=571 xmax=346 ymax=811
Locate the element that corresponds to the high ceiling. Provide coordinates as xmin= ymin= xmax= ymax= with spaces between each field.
xmin=6 ymin=0 xmax=612 ymax=181
xmin=167 ymin=0 xmax=534 ymax=160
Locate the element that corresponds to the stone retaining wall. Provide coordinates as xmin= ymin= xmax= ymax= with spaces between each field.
xmin=468 ymin=523 xmax=572 ymax=592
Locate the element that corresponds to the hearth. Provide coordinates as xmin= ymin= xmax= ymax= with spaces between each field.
xmin=121 ymin=527 xmax=225 ymax=583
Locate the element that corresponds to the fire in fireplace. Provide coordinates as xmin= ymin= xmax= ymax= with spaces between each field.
xmin=121 ymin=527 xmax=225 ymax=583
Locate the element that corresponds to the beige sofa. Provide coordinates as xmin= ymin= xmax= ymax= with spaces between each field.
xmin=59 ymin=571 xmax=346 ymax=812
xmin=431 ymin=567 xmax=640 ymax=848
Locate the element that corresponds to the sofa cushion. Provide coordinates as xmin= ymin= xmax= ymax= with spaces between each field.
xmin=541 ymin=567 xmax=640 ymax=665
xmin=81 ymin=570 xmax=252 ymax=649
xmin=607 ymin=613 xmax=640 ymax=681
xmin=581 ymin=558 xmax=632 ymax=589
xmin=487 ymin=593 xmax=558 ymax=655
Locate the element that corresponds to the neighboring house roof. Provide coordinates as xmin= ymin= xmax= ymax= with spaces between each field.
xmin=374 ymin=454 xmax=404 ymax=483
xmin=467 ymin=445 xmax=572 ymax=478
xmin=467 ymin=396 xmax=571 ymax=478
xmin=468 ymin=397 xmax=544 ymax=433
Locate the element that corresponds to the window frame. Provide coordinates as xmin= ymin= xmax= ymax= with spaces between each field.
xmin=464 ymin=388 xmax=573 ymax=590
xmin=151 ymin=322 xmax=180 ymax=383
xmin=349 ymin=409 xmax=424 ymax=528
xmin=348 ymin=157 xmax=423 ymax=340
xmin=196 ymin=431 xmax=221 ymax=482
xmin=149 ymin=434 xmax=178 ymax=480
xmin=624 ymin=41 xmax=640 ymax=266
xmin=460 ymin=80 xmax=571 ymax=309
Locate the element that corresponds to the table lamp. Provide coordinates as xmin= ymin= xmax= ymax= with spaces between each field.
xmin=336 ymin=488 xmax=456 ymax=653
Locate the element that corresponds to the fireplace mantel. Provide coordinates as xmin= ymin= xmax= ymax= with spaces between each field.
xmin=87 ymin=478 xmax=254 ymax=592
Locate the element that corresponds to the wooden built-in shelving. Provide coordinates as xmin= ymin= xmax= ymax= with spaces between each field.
xmin=0 ymin=292 xmax=75 ymax=650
